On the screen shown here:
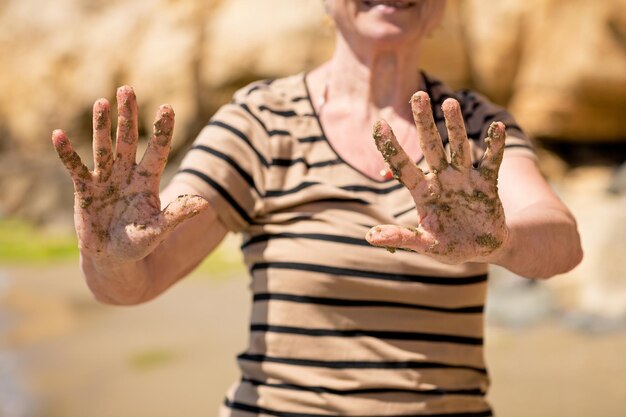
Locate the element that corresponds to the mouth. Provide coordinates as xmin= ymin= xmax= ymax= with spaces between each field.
xmin=362 ymin=1 xmax=416 ymax=9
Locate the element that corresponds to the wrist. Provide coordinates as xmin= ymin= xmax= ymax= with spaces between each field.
xmin=80 ymin=251 xmax=151 ymax=305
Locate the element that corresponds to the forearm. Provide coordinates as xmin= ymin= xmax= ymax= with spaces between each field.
xmin=80 ymin=253 xmax=151 ymax=305
xmin=489 ymin=202 xmax=583 ymax=279
xmin=80 ymin=207 xmax=227 ymax=305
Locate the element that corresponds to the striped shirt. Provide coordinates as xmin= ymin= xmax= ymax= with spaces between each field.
xmin=173 ymin=72 xmax=535 ymax=417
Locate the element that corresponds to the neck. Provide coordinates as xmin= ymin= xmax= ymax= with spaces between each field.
xmin=323 ymin=34 xmax=423 ymax=120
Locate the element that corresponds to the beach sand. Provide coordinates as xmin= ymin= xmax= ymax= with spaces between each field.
xmin=2 ymin=259 xmax=626 ymax=417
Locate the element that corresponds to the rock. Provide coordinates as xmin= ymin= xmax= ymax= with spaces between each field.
xmin=461 ymin=0 xmax=527 ymax=104
xmin=420 ymin=0 xmax=471 ymax=89
xmin=201 ymin=0 xmax=333 ymax=88
xmin=0 ymin=0 xmax=222 ymax=225
xmin=508 ymin=0 xmax=626 ymax=141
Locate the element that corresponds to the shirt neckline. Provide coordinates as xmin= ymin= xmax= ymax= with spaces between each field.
xmin=301 ymin=71 xmax=428 ymax=184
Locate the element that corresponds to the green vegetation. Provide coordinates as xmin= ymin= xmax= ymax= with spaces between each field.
xmin=192 ymin=235 xmax=247 ymax=280
xmin=129 ymin=348 xmax=178 ymax=371
xmin=0 ymin=219 xmax=79 ymax=263
xmin=0 ymin=219 xmax=246 ymax=278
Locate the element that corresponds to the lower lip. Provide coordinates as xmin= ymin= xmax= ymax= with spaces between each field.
xmin=362 ymin=1 xmax=415 ymax=13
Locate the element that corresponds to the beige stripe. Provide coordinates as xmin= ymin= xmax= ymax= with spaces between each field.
xmin=251 ymin=301 xmax=484 ymax=338
xmin=250 ymin=270 xmax=488 ymax=309
xmin=247 ymin=331 xmax=486 ymax=369
xmin=238 ymin=359 xmax=488 ymax=393
xmin=228 ymin=380 xmax=490 ymax=416
xmin=244 ymin=232 xmax=489 ymax=278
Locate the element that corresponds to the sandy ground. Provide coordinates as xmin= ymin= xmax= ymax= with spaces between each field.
xmin=2 ymin=260 xmax=626 ymax=417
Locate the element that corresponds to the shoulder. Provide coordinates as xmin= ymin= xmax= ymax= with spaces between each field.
xmin=222 ymin=73 xmax=313 ymax=135
xmin=231 ymin=73 xmax=308 ymax=110
xmin=421 ymin=72 xmax=534 ymax=159
xmin=422 ymin=72 xmax=501 ymax=118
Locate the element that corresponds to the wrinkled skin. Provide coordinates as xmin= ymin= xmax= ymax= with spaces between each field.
xmin=366 ymin=91 xmax=508 ymax=264
xmin=52 ymin=86 xmax=208 ymax=263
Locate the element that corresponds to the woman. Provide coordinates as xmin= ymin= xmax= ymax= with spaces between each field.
xmin=52 ymin=1 xmax=582 ymax=415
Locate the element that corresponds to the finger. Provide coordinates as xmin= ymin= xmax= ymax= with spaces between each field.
xmin=373 ymin=120 xmax=426 ymax=191
xmin=92 ymin=98 xmax=113 ymax=180
xmin=136 ymin=104 xmax=175 ymax=191
xmin=411 ymin=91 xmax=447 ymax=173
xmin=113 ymin=86 xmax=139 ymax=181
xmin=442 ymin=98 xmax=471 ymax=171
xmin=366 ymin=224 xmax=436 ymax=253
xmin=478 ymin=122 xmax=506 ymax=182
xmin=160 ymin=194 xmax=210 ymax=233
xmin=52 ymin=129 xmax=92 ymax=189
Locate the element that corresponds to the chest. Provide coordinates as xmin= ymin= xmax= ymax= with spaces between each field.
xmin=319 ymin=113 xmax=424 ymax=182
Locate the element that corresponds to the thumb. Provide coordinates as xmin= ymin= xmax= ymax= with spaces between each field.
xmin=160 ymin=194 xmax=210 ymax=233
xmin=366 ymin=224 xmax=435 ymax=253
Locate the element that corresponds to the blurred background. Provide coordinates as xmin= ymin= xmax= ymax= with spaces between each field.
xmin=0 ymin=0 xmax=625 ymax=416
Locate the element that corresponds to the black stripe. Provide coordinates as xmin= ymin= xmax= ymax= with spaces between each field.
xmin=245 ymin=85 xmax=263 ymax=96
xmin=258 ymin=105 xmax=298 ymax=117
xmin=311 ymin=197 xmax=371 ymax=205
xmin=462 ymin=100 xmax=482 ymax=118
xmin=297 ymin=135 xmax=325 ymax=143
xmin=250 ymin=214 xmax=315 ymax=227
xmin=310 ymin=159 xmax=343 ymax=168
xmin=250 ymin=324 xmax=483 ymax=346
xmin=504 ymin=125 xmax=525 ymax=135
xmin=258 ymin=105 xmax=315 ymax=118
xmin=244 ymin=79 xmax=275 ymax=96
xmin=243 ymin=232 xmax=415 ymax=253
xmin=421 ymin=72 xmax=444 ymax=90
xmin=250 ymin=262 xmax=488 ymax=286
xmin=341 ymin=183 xmax=405 ymax=194
xmin=178 ymin=168 xmax=252 ymax=224
xmin=224 ymin=400 xmax=492 ymax=417
xmin=265 ymin=181 xmax=404 ymax=198
xmin=237 ymin=353 xmax=487 ymax=373
xmin=239 ymin=103 xmax=291 ymax=137
xmin=240 ymin=377 xmax=485 ymax=397
xmin=504 ymin=143 xmax=533 ymax=150
xmin=291 ymin=96 xmax=309 ymax=103
xmin=271 ymin=158 xmax=343 ymax=169
xmin=191 ymin=145 xmax=261 ymax=196
xmin=271 ymin=157 xmax=307 ymax=167
xmin=242 ymin=232 xmax=370 ymax=249
xmin=208 ymin=120 xmax=269 ymax=167
xmin=265 ymin=181 xmax=318 ymax=197
xmin=252 ymin=293 xmax=484 ymax=314
xmin=465 ymin=111 xmax=510 ymax=140
xmin=393 ymin=205 xmax=416 ymax=218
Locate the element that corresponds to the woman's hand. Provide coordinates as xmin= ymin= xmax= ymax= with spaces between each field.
xmin=366 ymin=91 xmax=508 ymax=264
xmin=52 ymin=86 xmax=208 ymax=264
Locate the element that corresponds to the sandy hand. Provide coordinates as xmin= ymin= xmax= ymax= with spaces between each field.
xmin=52 ymin=86 xmax=208 ymax=262
xmin=366 ymin=91 xmax=509 ymax=264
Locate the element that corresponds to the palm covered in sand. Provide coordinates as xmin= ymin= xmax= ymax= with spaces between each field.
xmin=366 ymin=91 xmax=509 ymax=264
xmin=52 ymin=87 xmax=208 ymax=263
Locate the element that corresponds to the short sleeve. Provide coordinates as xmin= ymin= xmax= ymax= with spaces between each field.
xmin=458 ymin=90 xmax=537 ymax=165
xmin=171 ymin=102 xmax=269 ymax=233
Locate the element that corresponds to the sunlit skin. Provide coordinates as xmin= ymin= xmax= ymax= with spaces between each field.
xmin=52 ymin=0 xmax=582 ymax=305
